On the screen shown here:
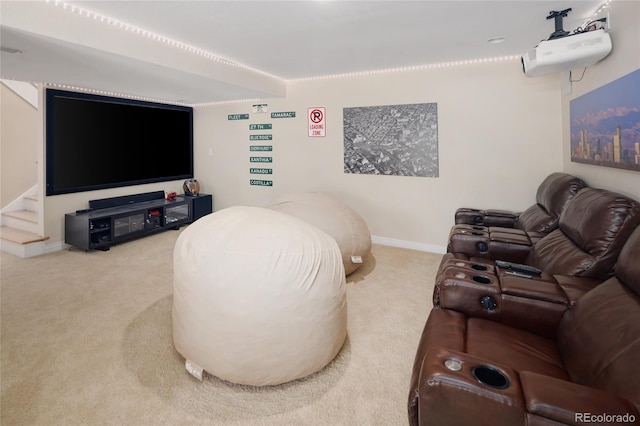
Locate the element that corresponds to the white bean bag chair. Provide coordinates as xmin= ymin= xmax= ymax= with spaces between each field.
xmin=268 ymin=192 xmax=372 ymax=275
xmin=172 ymin=206 xmax=347 ymax=386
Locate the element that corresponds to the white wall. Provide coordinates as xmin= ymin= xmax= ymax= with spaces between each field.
xmin=562 ymin=0 xmax=640 ymax=199
xmin=195 ymin=60 xmax=563 ymax=251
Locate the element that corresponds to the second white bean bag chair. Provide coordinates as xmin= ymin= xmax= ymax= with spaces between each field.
xmin=268 ymin=192 xmax=372 ymax=275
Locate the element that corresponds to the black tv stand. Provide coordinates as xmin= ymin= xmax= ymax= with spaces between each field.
xmin=64 ymin=191 xmax=211 ymax=251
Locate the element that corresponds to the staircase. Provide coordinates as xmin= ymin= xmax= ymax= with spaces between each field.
xmin=0 ymin=188 xmax=49 ymax=258
xmin=1 ymin=80 xmax=50 ymax=258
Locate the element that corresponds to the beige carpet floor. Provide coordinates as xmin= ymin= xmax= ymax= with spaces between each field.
xmin=1 ymin=227 xmax=440 ymax=425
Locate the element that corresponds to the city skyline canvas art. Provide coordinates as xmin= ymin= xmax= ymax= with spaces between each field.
xmin=570 ymin=68 xmax=640 ymax=172
xmin=343 ymin=103 xmax=439 ymax=177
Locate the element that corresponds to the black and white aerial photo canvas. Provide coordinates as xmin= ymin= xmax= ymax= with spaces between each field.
xmin=343 ymin=103 xmax=439 ymax=177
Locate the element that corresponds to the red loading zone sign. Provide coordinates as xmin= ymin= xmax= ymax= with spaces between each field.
xmin=308 ymin=107 xmax=326 ymax=137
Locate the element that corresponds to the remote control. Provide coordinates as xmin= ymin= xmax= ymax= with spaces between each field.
xmin=504 ymin=270 xmax=533 ymax=279
xmin=495 ymin=260 xmax=542 ymax=276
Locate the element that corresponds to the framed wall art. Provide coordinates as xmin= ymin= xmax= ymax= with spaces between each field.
xmin=570 ymin=68 xmax=640 ymax=172
xmin=343 ymin=103 xmax=438 ymax=177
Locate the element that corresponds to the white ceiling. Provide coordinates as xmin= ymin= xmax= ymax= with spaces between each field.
xmin=0 ymin=0 xmax=606 ymax=105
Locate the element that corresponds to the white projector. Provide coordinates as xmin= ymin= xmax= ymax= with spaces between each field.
xmin=521 ymin=29 xmax=612 ymax=77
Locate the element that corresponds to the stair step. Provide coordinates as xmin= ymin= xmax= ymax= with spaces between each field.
xmin=24 ymin=195 xmax=38 ymax=202
xmin=3 ymin=209 xmax=38 ymax=223
xmin=24 ymin=197 xmax=38 ymax=213
xmin=0 ymin=226 xmax=49 ymax=244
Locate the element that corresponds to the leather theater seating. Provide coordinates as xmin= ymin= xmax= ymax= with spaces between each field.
xmin=409 ymin=174 xmax=640 ymax=425
xmin=443 ymin=186 xmax=640 ymax=283
xmin=434 ymin=185 xmax=640 ymax=315
xmin=408 ymin=225 xmax=640 ymax=426
xmin=448 ymin=173 xmax=588 ymax=264
xmin=454 ymin=172 xmax=588 ymax=234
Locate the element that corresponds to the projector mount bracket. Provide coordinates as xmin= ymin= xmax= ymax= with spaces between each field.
xmin=547 ymin=8 xmax=572 ymax=40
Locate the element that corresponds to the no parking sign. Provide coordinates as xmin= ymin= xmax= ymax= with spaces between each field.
xmin=308 ymin=107 xmax=326 ymax=137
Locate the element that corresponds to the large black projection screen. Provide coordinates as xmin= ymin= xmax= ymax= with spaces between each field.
xmin=45 ymin=89 xmax=193 ymax=196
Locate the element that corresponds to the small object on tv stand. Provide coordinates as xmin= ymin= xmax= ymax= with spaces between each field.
xmin=183 ymin=178 xmax=200 ymax=196
xmin=166 ymin=191 xmax=177 ymax=200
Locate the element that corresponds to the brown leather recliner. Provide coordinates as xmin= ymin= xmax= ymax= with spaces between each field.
xmin=409 ymin=226 xmax=640 ymax=426
xmin=445 ymin=187 xmax=640 ymax=280
xmin=454 ymin=172 xmax=587 ymax=234
xmin=527 ymin=187 xmax=640 ymax=280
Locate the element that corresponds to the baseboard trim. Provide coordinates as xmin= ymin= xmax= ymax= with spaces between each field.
xmin=44 ymin=241 xmax=69 ymax=254
xmin=371 ymin=236 xmax=446 ymax=254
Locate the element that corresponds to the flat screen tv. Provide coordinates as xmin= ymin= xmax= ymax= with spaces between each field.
xmin=45 ymin=89 xmax=193 ymax=196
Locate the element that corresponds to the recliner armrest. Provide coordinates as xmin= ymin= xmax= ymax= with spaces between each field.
xmin=521 ymin=371 xmax=639 ymax=425
xmin=447 ymin=225 xmax=534 ymax=264
xmin=415 ymin=347 xmax=525 ymax=426
xmin=435 ymin=261 xmax=573 ymax=337
xmin=412 ymin=349 xmax=640 ymax=426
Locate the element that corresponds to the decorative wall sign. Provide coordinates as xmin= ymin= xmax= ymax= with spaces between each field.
xmin=248 ymin=119 xmax=275 ymax=187
xmin=249 ymin=123 xmax=272 ymax=130
xmin=570 ymin=68 xmax=640 ymax=172
xmin=250 ymin=145 xmax=273 ymax=151
xmin=271 ymin=111 xmax=296 ymax=119
xmin=308 ymin=107 xmax=326 ymax=137
xmin=343 ymin=103 xmax=439 ymax=177
xmin=250 ymin=168 xmax=273 ymax=174
xmin=250 ymin=134 xmax=273 ymax=141
xmin=250 ymin=157 xmax=273 ymax=163
xmin=228 ymin=114 xmax=249 ymax=120
xmin=245 ymin=108 xmax=294 ymax=186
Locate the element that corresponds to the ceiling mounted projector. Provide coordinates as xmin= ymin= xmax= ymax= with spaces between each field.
xmin=521 ymin=9 xmax=612 ymax=77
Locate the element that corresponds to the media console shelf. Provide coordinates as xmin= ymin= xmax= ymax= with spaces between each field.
xmin=65 ymin=191 xmax=212 ymax=251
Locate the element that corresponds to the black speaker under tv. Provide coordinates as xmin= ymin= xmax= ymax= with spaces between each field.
xmin=45 ymin=89 xmax=194 ymax=196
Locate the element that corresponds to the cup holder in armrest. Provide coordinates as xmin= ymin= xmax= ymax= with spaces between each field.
xmin=470 ymin=264 xmax=489 ymax=271
xmin=472 ymin=275 xmax=492 ymax=284
xmin=472 ymin=366 xmax=509 ymax=389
